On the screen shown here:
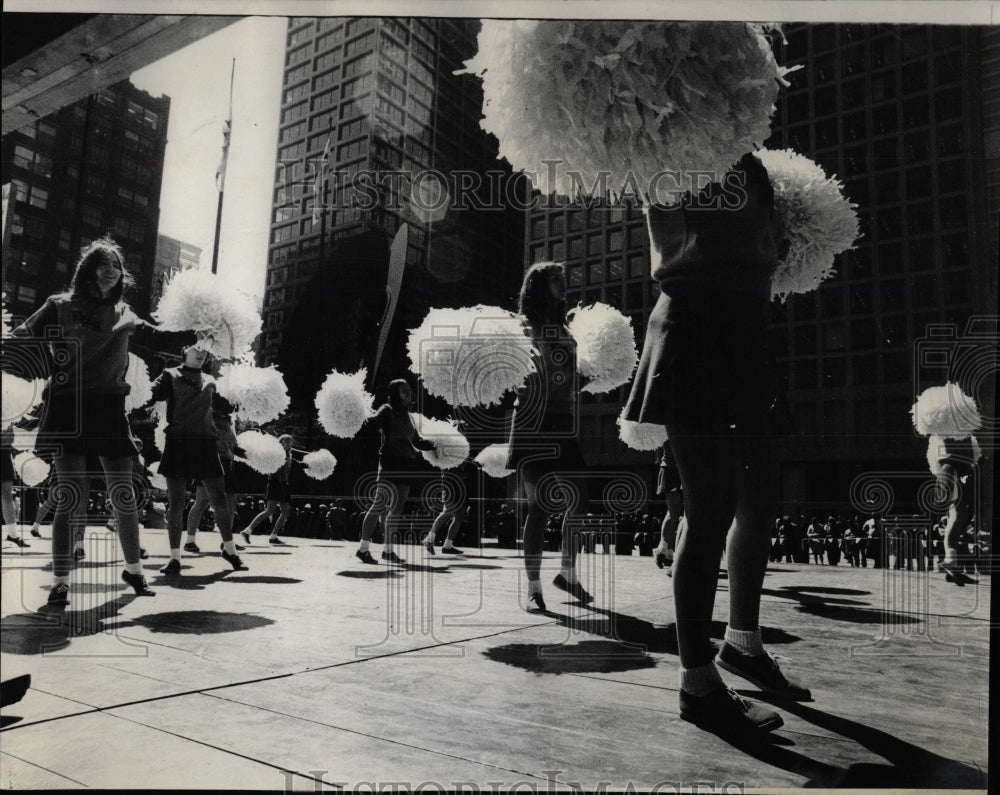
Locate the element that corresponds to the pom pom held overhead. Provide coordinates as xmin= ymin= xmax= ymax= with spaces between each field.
xmin=911 ymin=383 xmax=982 ymax=438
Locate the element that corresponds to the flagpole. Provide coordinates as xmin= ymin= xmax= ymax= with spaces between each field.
xmin=212 ymin=58 xmax=235 ymax=274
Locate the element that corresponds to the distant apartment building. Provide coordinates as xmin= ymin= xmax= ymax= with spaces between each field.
xmin=152 ymin=233 xmax=201 ymax=308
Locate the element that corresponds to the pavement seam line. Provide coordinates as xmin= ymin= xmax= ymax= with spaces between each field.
xmin=0 ymin=750 xmax=89 ymax=787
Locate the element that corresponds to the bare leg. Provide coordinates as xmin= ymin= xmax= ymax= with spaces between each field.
xmin=185 ymin=485 xmax=210 ymax=536
xmin=165 ymin=478 xmax=188 ymax=552
xmin=383 ymin=484 xmax=410 ymax=555
xmin=245 ymin=501 xmax=278 ymax=535
xmin=101 ymin=456 xmax=141 ymax=564
xmin=201 ymin=477 xmax=233 ymax=542
xmin=521 ymin=478 xmax=548 ymax=582
xmin=50 ymin=455 xmax=89 ymax=580
xmin=270 ymin=502 xmax=292 ymax=539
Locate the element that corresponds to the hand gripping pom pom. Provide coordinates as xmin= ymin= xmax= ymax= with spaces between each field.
xmin=13 ymin=451 xmax=50 ymax=487
xmin=124 ymin=354 xmax=153 ymax=412
xmin=926 ymin=435 xmax=982 ymax=476
xmin=147 ymin=461 xmax=167 ymax=491
xmin=463 ymin=21 xmax=794 ymax=199
xmin=911 ymin=383 xmax=982 ymax=438
xmin=757 ymin=149 xmax=860 ymax=301
xmin=618 ymin=416 xmax=668 ymax=451
xmin=315 ymin=368 xmax=375 ymax=438
xmin=412 ymin=414 xmax=470 ymax=470
xmin=235 ymin=431 xmax=286 ymax=475
xmin=217 ymin=363 xmax=290 ymax=425
xmin=568 ymin=303 xmax=638 ymax=394
xmin=2 ymin=375 xmax=45 ymax=430
xmin=153 ymin=268 xmax=262 ymax=359
xmin=303 ymin=449 xmax=337 ymax=480
xmin=474 ymin=444 xmax=514 ymax=478
xmin=406 ymin=306 xmax=536 ymax=407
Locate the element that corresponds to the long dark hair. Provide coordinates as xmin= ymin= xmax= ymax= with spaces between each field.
xmin=68 ymin=237 xmax=133 ymax=304
xmin=386 ymin=378 xmax=411 ymax=412
xmin=517 ymin=261 xmax=566 ymax=331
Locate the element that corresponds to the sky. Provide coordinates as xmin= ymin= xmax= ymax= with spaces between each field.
xmin=131 ymin=17 xmax=287 ymax=301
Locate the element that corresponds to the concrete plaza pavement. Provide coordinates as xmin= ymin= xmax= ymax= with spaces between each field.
xmin=0 ymin=526 xmax=990 ymax=791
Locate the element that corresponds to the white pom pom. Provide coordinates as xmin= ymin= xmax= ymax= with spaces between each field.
xmin=315 ymin=368 xmax=375 ymax=438
xmin=464 ymin=21 xmax=792 ymax=198
xmin=235 ymin=431 xmax=286 ymax=474
xmin=1 ymin=298 xmax=12 ymax=338
xmin=302 ymin=449 xmax=337 ymax=480
xmin=147 ymin=461 xmax=167 ymax=491
xmin=124 ymin=354 xmax=153 ymax=412
xmin=757 ymin=148 xmax=860 ymax=301
xmin=2 ymin=375 xmax=44 ymax=430
xmin=407 ymin=306 xmax=535 ymax=407
xmin=568 ymin=303 xmax=638 ymax=394
xmin=153 ymin=403 xmax=168 ymax=453
xmin=217 ymin=362 xmax=290 ymax=425
xmin=10 ymin=427 xmax=38 ymax=451
xmin=911 ymin=383 xmax=981 ymax=438
xmin=153 ymin=268 xmax=262 ymax=359
xmin=412 ymin=414 xmax=470 ymax=470
xmin=13 ymin=451 xmax=50 ymax=487
xmin=474 ymin=444 xmax=514 ymax=478
xmin=618 ymin=416 xmax=668 ymax=451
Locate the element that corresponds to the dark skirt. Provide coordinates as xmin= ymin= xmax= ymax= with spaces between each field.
xmin=221 ymin=456 xmax=239 ymax=494
xmin=1 ymin=449 xmax=14 ymax=483
xmin=506 ymin=411 xmax=587 ymax=481
xmin=35 ymin=393 xmax=138 ymax=460
xmin=264 ymin=479 xmax=292 ymax=504
xmin=623 ymin=285 xmax=774 ymax=434
xmin=158 ymin=435 xmax=223 ymax=480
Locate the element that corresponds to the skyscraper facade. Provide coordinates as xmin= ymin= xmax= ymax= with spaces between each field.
xmin=2 ymin=79 xmax=170 ymax=319
xmin=259 ymin=17 xmax=526 ymax=390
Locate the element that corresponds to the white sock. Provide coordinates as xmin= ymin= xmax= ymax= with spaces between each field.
xmin=53 ymin=575 xmax=70 ymax=586
xmin=560 ymin=565 xmax=577 ymax=584
xmin=123 ymin=561 xmax=143 ymax=575
xmin=222 ymin=540 xmax=236 ymax=555
xmin=185 ymin=532 xmax=197 ymax=543
xmin=680 ymin=662 xmax=725 ymax=696
xmin=528 ymin=579 xmax=543 ymax=596
xmin=73 ymin=540 xmax=84 ymax=551
xmin=724 ymin=626 xmax=765 ymax=656
xmin=422 ymin=533 xmax=434 ymax=545
xmin=359 ymin=540 xmax=370 ymax=553
xmin=170 ymin=548 xmax=181 ymax=561
xmin=4 ymin=526 xmax=16 ymax=540
xmin=943 ymin=549 xmax=956 ymax=564
xmin=443 ymin=539 xmax=456 ymax=550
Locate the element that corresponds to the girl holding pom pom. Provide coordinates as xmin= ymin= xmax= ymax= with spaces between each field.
xmin=930 ymin=436 xmax=980 ymax=586
xmin=241 ymin=434 xmax=295 ymax=546
xmin=623 ymin=155 xmax=808 ymax=734
xmin=143 ymin=344 xmax=246 ymax=573
xmin=1 ymin=426 xmax=25 ymax=548
xmin=355 ymin=379 xmax=436 ymax=565
xmin=10 ymin=239 xmax=160 ymax=604
xmin=506 ymin=262 xmax=594 ymax=611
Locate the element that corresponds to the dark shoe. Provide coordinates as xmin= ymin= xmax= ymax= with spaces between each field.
xmin=655 ymin=550 xmax=672 ymax=569
xmin=183 ymin=542 xmax=200 ymax=553
xmin=268 ymin=537 xmax=286 ymax=545
xmin=220 ymin=542 xmax=246 ymax=553
xmin=526 ymin=591 xmax=547 ymax=613
xmin=717 ymin=642 xmax=811 ymax=701
xmin=139 ymin=547 xmax=149 ymax=560
xmin=441 ymin=546 xmax=464 ymax=555
xmin=122 ymin=570 xmax=155 ymax=596
xmin=240 ymin=530 xmax=252 ymax=545
xmin=159 ymin=559 xmax=181 ymax=576
xmin=233 ymin=542 xmax=246 ymax=551
xmin=355 ymin=549 xmax=378 ymax=565
xmin=221 ymin=550 xmax=248 ymax=571
xmin=680 ymin=687 xmax=783 ymax=733
xmin=381 ymin=551 xmax=406 ymax=565
xmin=941 ymin=561 xmax=974 ymax=586
xmin=552 ymin=573 xmax=593 ymax=603
xmin=0 ymin=674 xmax=31 ymax=708
xmin=423 ymin=537 xmax=436 ymax=556
xmin=73 ymin=547 xmax=85 ymax=561
xmin=46 ymin=582 xmax=70 ymax=606
xmin=30 ymin=528 xmax=42 ymax=538
xmin=7 ymin=536 xmax=29 ymax=548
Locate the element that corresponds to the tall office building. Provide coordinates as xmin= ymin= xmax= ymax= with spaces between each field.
xmin=527 ymin=23 xmax=997 ymax=514
xmin=1 ymin=79 xmax=170 ymax=318
xmin=259 ymin=17 xmax=526 ymax=398
xmin=152 ymin=233 xmax=201 ymax=308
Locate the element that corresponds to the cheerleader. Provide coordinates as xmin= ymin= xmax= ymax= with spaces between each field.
xmin=184 ymin=398 xmax=242 ymax=552
xmin=144 ymin=344 xmax=246 ymax=573
xmin=1 ymin=426 xmax=27 ymax=547
xmin=506 ymin=262 xmax=593 ymax=612
xmin=930 ymin=435 xmax=981 ymax=586
xmin=10 ymin=238 xmax=157 ymax=604
xmin=241 ymin=434 xmax=294 ymax=545
xmin=623 ymin=155 xmax=809 ymax=734
xmin=421 ymin=459 xmax=476 ymax=556
xmin=355 ymin=379 xmax=436 ymax=565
